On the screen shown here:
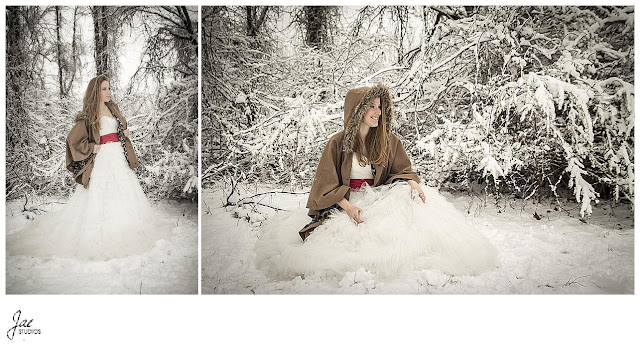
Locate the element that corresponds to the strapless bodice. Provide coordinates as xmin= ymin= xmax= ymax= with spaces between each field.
xmin=350 ymin=153 xmax=373 ymax=179
xmin=99 ymin=115 xmax=118 ymax=136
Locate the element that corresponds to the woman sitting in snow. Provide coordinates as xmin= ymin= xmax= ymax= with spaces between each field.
xmin=257 ymin=84 xmax=499 ymax=278
xmin=299 ymin=84 xmax=424 ymax=240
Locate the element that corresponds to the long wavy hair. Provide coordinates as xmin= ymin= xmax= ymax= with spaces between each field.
xmin=354 ymin=106 xmax=388 ymax=166
xmin=77 ymin=74 xmax=111 ymax=131
xmin=342 ymin=85 xmax=393 ymax=166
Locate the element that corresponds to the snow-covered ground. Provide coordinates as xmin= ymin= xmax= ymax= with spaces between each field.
xmin=202 ymin=182 xmax=633 ymax=294
xmin=5 ymin=197 xmax=198 ymax=294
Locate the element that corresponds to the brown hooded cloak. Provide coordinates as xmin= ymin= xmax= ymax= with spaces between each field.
xmin=299 ymin=84 xmax=420 ymax=240
xmin=65 ymin=101 xmax=139 ymax=187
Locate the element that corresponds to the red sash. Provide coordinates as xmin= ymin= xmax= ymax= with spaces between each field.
xmin=100 ymin=133 xmax=119 ymax=144
xmin=350 ymin=179 xmax=373 ymax=190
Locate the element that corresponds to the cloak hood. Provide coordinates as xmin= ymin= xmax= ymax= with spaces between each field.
xmin=342 ymin=84 xmax=394 ymax=153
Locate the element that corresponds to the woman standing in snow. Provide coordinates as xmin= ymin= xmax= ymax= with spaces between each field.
xmin=256 ymin=84 xmax=499 ymax=278
xmin=7 ymin=75 xmax=173 ymax=260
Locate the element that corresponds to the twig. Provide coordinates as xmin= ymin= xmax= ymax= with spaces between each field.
xmin=238 ymin=190 xmax=309 ymax=202
xmin=237 ymin=200 xmax=287 ymax=212
xmin=26 ymin=200 xmax=67 ymax=210
xmin=202 ymin=197 xmax=212 ymax=215
xmin=564 ymin=275 xmax=589 ymax=287
xmin=429 ymin=36 xmax=492 ymax=76
xmin=357 ymin=65 xmax=407 ymax=84
xmin=442 ymin=275 xmax=452 ymax=288
xmin=224 ymin=177 xmax=238 ymax=207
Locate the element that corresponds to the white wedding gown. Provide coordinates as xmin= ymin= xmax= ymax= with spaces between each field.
xmin=7 ymin=116 xmax=173 ymax=260
xmin=256 ymin=182 xmax=500 ymax=279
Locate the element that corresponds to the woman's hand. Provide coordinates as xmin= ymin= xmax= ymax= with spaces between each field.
xmin=338 ymin=198 xmax=364 ymax=224
xmin=123 ymin=129 xmax=130 ymax=138
xmin=93 ymin=144 xmax=100 ymax=154
xmin=346 ymin=204 xmax=364 ymax=224
xmin=407 ymin=179 xmax=425 ymax=203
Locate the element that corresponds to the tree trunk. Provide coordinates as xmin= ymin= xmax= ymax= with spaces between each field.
xmin=92 ymin=6 xmax=109 ymax=76
xmin=303 ymin=6 xmax=332 ymax=50
xmin=178 ymin=6 xmax=198 ymax=47
xmin=64 ymin=6 xmax=79 ymax=95
xmin=464 ymin=6 xmax=476 ymax=16
xmin=246 ymin=6 xmax=254 ymax=36
xmin=395 ymin=7 xmax=408 ymax=64
xmin=6 ymin=6 xmax=28 ymax=126
xmin=246 ymin=6 xmax=268 ymax=37
xmin=55 ymin=6 xmax=65 ymax=98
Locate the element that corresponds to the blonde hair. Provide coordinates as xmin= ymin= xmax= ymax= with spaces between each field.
xmin=79 ymin=74 xmax=110 ymax=131
xmin=353 ymin=100 xmax=389 ymax=166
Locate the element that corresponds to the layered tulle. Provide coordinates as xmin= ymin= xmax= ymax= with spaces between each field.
xmin=7 ymin=139 xmax=173 ymax=260
xmin=256 ymin=182 xmax=499 ymax=279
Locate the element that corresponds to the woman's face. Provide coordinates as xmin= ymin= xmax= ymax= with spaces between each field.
xmin=362 ymin=97 xmax=381 ymax=128
xmin=99 ymin=80 xmax=111 ymax=104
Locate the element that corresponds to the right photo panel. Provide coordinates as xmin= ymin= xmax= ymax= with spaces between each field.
xmin=201 ymin=6 xmax=634 ymax=294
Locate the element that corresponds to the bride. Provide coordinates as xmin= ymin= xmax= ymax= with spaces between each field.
xmin=256 ymin=84 xmax=500 ymax=279
xmin=7 ymin=75 xmax=173 ymax=260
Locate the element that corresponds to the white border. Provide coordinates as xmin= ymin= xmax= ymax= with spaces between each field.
xmin=1 ymin=1 xmax=638 ymax=349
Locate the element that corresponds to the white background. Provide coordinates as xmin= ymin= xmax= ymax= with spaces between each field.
xmin=1 ymin=0 xmax=638 ymax=348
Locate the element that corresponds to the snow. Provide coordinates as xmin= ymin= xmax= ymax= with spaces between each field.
xmin=5 ymin=198 xmax=198 ymax=294
xmin=202 ymin=183 xmax=633 ymax=294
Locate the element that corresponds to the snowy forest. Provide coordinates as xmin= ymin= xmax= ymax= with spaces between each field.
xmin=6 ymin=6 xmax=198 ymax=201
xmin=202 ymin=5 xmax=634 ymax=218
xmin=201 ymin=5 xmax=633 ymax=294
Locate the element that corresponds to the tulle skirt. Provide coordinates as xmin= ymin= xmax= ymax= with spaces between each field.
xmin=256 ymin=182 xmax=500 ymax=279
xmin=6 ymin=142 xmax=174 ymax=260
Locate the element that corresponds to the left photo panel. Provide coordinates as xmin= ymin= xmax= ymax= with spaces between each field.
xmin=5 ymin=6 xmax=199 ymax=294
